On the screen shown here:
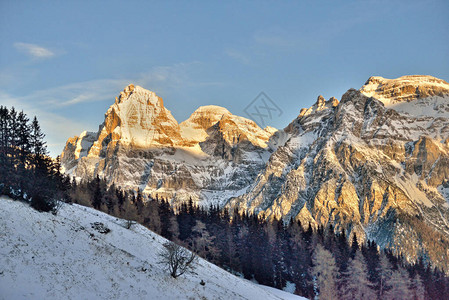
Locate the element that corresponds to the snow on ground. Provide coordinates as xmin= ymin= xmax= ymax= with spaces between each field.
xmin=0 ymin=197 xmax=306 ymax=300
xmin=438 ymin=185 xmax=449 ymax=208
xmin=258 ymin=285 xmax=302 ymax=300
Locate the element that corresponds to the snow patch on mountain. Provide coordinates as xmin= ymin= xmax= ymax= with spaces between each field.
xmin=388 ymin=96 xmax=449 ymax=119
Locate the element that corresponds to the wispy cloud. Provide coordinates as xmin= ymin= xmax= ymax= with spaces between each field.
xmin=37 ymin=79 xmax=130 ymax=107
xmin=14 ymin=42 xmax=55 ymax=59
xmin=136 ymin=62 xmax=221 ymax=89
xmin=224 ymin=49 xmax=251 ymax=65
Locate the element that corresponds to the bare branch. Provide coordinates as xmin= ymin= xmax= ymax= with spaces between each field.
xmin=159 ymin=241 xmax=197 ymax=278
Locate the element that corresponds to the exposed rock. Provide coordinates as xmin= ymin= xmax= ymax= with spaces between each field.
xmin=61 ymin=131 xmax=96 ymax=172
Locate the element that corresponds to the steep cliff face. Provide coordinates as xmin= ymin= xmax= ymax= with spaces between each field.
xmin=90 ymin=84 xmax=183 ymax=153
xmin=61 ymin=85 xmax=274 ymax=205
xmin=228 ymin=75 xmax=449 ymax=271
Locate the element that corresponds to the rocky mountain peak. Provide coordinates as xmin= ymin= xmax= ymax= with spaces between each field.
xmin=329 ymin=96 xmax=339 ymax=106
xmin=297 ymin=95 xmax=339 ymax=118
xmin=117 ymin=84 xmax=136 ymax=101
xmin=360 ymin=75 xmax=449 ymax=105
xmin=179 ymin=105 xmax=273 ymax=149
xmin=181 ymin=105 xmax=231 ymax=131
xmin=88 ymin=85 xmax=182 ymax=157
xmin=316 ymin=95 xmax=326 ymax=108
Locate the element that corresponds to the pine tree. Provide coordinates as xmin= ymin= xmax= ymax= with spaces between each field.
xmin=6 ymin=107 xmax=19 ymax=195
xmin=16 ymin=110 xmax=31 ymax=164
xmin=350 ymin=233 xmax=359 ymax=259
xmin=30 ymin=116 xmax=46 ymax=156
xmin=341 ymin=251 xmax=376 ymax=299
xmin=384 ymin=267 xmax=412 ymax=300
xmin=7 ymin=107 xmax=18 ymax=149
xmin=311 ymin=244 xmax=339 ymax=299
xmin=92 ymin=175 xmax=103 ymax=209
xmin=159 ymin=199 xmax=173 ymax=239
xmin=0 ymin=106 xmax=9 ymax=193
xmin=378 ymin=252 xmax=393 ymax=298
xmin=411 ymin=273 xmax=425 ymax=300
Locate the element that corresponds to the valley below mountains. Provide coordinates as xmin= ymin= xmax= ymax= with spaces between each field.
xmin=61 ymin=75 xmax=449 ymax=272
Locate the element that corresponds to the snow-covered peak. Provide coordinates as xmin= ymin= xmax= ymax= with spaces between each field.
xmin=191 ymin=105 xmax=231 ymax=115
xmin=179 ymin=105 xmax=231 ymax=144
xmin=88 ymin=85 xmax=182 ymax=156
xmin=360 ymin=75 xmax=449 ymax=105
xmin=360 ymin=75 xmax=449 ymax=119
xmin=180 ymin=105 xmax=275 ymax=148
xmin=115 ymin=84 xmax=164 ymax=107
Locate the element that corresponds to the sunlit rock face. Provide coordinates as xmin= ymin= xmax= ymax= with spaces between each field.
xmin=61 ymin=131 xmax=97 ymax=173
xmin=90 ymin=84 xmax=183 ymax=154
xmin=360 ymin=75 xmax=449 ymax=103
xmin=61 ymin=85 xmax=275 ymax=205
xmin=228 ymin=75 xmax=449 ymax=272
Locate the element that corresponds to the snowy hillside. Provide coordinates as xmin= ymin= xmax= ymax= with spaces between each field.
xmin=0 ymin=197 xmax=304 ymax=300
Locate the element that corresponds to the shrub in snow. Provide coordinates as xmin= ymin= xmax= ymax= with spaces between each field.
xmin=159 ymin=241 xmax=197 ymax=278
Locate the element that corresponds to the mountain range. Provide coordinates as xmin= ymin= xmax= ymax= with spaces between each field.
xmin=61 ymin=75 xmax=449 ymax=272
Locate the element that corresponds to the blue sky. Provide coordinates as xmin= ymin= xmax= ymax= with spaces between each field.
xmin=1 ymin=0 xmax=448 ymax=156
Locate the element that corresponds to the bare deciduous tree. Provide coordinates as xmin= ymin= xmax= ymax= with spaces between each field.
xmin=191 ymin=220 xmax=220 ymax=260
xmin=311 ymin=244 xmax=339 ymax=299
xmin=341 ymin=251 xmax=376 ymax=300
xmin=159 ymin=241 xmax=197 ymax=278
xmin=122 ymin=198 xmax=139 ymax=229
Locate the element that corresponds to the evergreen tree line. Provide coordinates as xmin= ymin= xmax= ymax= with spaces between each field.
xmin=0 ymin=106 xmax=67 ymax=211
xmin=68 ymin=177 xmax=449 ymax=300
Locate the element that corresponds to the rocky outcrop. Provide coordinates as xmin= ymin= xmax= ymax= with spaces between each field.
xmin=61 ymin=131 xmax=97 ymax=172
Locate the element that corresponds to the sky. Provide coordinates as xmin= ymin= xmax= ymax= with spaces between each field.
xmin=1 ymin=0 xmax=448 ymax=157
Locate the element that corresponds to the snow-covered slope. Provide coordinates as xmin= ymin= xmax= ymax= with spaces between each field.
xmin=0 ymin=197 xmax=303 ymax=300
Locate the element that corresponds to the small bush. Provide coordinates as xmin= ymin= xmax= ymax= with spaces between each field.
xmin=30 ymin=192 xmax=56 ymax=212
xmin=159 ymin=241 xmax=197 ymax=278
